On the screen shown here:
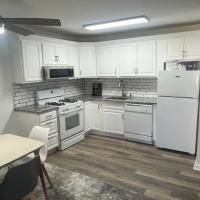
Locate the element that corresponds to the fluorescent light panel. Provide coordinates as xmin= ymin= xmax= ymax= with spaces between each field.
xmin=84 ymin=16 xmax=149 ymax=31
xmin=0 ymin=24 xmax=5 ymax=34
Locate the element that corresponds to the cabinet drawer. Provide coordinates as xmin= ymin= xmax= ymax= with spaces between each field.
xmin=40 ymin=110 xmax=57 ymax=122
xmin=40 ymin=119 xmax=58 ymax=134
xmin=125 ymin=104 xmax=152 ymax=113
xmin=48 ymin=133 xmax=58 ymax=150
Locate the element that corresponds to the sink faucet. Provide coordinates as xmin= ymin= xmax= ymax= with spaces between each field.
xmin=119 ymin=80 xmax=126 ymax=97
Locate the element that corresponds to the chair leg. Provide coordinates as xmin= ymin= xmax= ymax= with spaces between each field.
xmin=42 ymin=163 xmax=54 ymax=189
xmin=39 ymin=169 xmax=48 ymax=200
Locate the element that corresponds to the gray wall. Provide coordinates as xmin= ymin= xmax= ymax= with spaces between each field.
xmin=0 ymin=34 xmax=16 ymax=133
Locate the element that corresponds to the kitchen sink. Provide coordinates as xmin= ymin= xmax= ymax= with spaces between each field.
xmin=106 ymin=96 xmax=129 ymax=100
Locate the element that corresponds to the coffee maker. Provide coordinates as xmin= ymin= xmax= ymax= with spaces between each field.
xmin=92 ymin=83 xmax=102 ymax=96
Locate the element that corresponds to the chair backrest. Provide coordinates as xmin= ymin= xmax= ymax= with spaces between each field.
xmin=0 ymin=156 xmax=41 ymax=200
xmin=29 ymin=126 xmax=49 ymax=162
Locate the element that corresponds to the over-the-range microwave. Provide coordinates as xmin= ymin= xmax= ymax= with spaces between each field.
xmin=43 ymin=66 xmax=74 ymax=80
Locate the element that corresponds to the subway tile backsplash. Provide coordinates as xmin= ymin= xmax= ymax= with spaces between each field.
xmin=13 ymin=79 xmax=85 ymax=108
xmin=13 ymin=78 xmax=157 ymax=108
xmin=85 ymin=78 xmax=157 ymax=96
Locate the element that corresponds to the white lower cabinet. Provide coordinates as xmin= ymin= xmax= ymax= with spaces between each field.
xmin=84 ymin=102 xmax=92 ymax=132
xmin=15 ymin=110 xmax=59 ymax=151
xmin=91 ymin=102 xmax=102 ymax=131
xmin=102 ymin=109 xmax=124 ymax=135
xmin=84 ymin=101 xmax=156 ymax=143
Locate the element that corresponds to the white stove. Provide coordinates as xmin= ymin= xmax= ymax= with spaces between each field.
xmin=37 ymin=88 xmax=85 ymax=150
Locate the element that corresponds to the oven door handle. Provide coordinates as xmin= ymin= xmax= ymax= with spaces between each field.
xmin=59 ymin=108 xmax=83 ymax=115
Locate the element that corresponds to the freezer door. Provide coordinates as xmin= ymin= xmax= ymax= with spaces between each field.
xmin=158 ymin=71 xmax=200 ymax=98
xmin=156 ymin=97 xmax=198 ymax=154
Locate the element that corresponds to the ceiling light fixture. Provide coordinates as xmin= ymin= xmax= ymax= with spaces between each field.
xmin=83 ymin=16 xmax=149 ymax=31
xmin=0 ymin=24 xmax=5 ymax=34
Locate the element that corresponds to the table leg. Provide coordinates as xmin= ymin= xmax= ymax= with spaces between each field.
xmin=34 ymin=150 xmax=48 ymax=200
xmin=42 ymin=163 xmax=54 ymax=189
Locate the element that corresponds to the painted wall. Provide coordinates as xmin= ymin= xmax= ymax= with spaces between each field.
xmin=0 ymin=34 xmax=16 ymax=133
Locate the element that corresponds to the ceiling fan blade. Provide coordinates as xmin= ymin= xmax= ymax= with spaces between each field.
xmin=1 ymin=18 xmax=61 ymax=26
xmin=5 ymin=24 xmax=34 ymax=36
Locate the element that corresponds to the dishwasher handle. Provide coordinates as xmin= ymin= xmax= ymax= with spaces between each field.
xmin=125 ymin=103 xmax=152 ymax=113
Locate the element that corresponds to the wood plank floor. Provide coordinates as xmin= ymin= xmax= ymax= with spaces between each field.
xmin=47 ymin=134 xmax=200 ymax=200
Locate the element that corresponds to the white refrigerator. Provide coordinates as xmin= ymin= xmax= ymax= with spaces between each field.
xmin=157 ymin=71 xmax=200 ymax=154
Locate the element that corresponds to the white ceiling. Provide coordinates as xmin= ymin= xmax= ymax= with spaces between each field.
xmin=1 ymin=0 xmax=200 ymax=40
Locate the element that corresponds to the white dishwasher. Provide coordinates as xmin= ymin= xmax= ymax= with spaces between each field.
xmin=124 ymin=103 xmax=153 ymax=144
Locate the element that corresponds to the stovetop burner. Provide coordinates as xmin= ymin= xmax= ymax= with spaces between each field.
xmin=59 ymin=98 xmax=78 ymax=103
xmin=45 ymin=102 xmax=65 ymax=106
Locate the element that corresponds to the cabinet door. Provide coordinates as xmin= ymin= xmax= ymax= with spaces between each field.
xmin=97 ymin=46 xmax=117 ymax=77
xmin=118 ymin=44 xmax=137 ymax=76
xmin=55 ymin=44 xmax=68 ymax=65
xmin=91 ymin=103 xmax=102 ymax=131
xmin=157 ymin=40 xmax=167 ymax=75
xmin=184 ymin=36 xmax=200 ymax=59
xmin=42 ymin=43 xmax=56 ymax=65
xmin=166 ymin=38 xmax=184 ymax=60
xmin=22 ymin=41 xmax=42 ymax=82
xmin=84 ymin=102 xmax=91 ymax=132
xmin=79 ymin=46 xmax=97 ymax=77
xmin=69 ymin=46 xmax=80 ymax=77
xmin=103 ymin=109 xmax=124 ymax=135
xmin=137 ymin=41 xmax=156 ymax=76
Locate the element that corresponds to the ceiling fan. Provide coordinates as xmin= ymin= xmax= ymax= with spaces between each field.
xmin=0 ymin=17 xmax=61 ymax=35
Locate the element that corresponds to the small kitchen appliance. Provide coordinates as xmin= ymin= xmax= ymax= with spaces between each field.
xmin=92 ymin=83 xmax=102 ymax=96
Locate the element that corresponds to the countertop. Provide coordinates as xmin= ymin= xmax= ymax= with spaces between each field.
xmin=15 ymin=95 xmax=157 ymax=114
xmin=15 ymin=104 xmax=57 ymax=114
xmin=77 ymin=95 xmax=157 ymax=105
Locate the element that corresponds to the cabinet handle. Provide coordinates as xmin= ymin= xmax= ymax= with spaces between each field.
xmin=55 ymin=56 xmax=59 ymax=62
xmin=134 ymin=68 xmax=138 ymax=74
xmin=115 ymin=68 xmax=117 ymax=74
xmin=80 ymin=69 xmax=82 ymax=76
xmin=122 ymin=113 xmax=124 ymax=119
xmin=182 ymin=50 xmax=187 ymax=58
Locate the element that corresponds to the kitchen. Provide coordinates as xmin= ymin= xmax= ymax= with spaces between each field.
xmin=1 ymin=1 xmax=200 ymax=200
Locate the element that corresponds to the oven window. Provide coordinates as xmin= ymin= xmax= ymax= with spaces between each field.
xmin=65 ymin=114 xmax=80 ymax=131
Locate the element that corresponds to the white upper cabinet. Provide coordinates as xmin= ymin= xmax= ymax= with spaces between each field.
xmin=55 ymin=44 xmax=69 ymax=65
xmin=79 ymin=46 xmax=97 ymax=77
xmin=68 ymin=46 xmax=80 ymax=77
xmin=166 ymin=38 xmax=184 ymax=61
xmin=96 ymin=46 xmax=117 ymax=77
xmin=160 ymin=35 xmax=200 ymax=62
xmin=21 ymin=40 xmax=43 ymax=82
xmin=42 ymin=42 xmax=68 ymax=65
xmin=137 ymin=41 xmax=156 ymax=76
xmin=184 ymin=36 xmax=200 ymax=59
xmin=157 ymin=40 xmax=167 ymax=74
xmin=118 ymin=44 xmax=137 ymax=76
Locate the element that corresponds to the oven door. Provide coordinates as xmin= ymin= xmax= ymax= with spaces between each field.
xmin=59 ymin=108 xmax=84 ymax=140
